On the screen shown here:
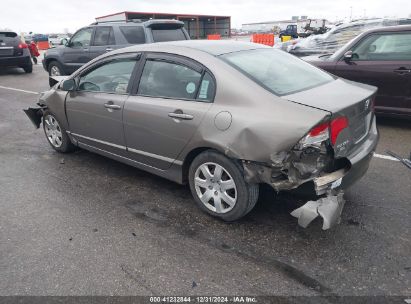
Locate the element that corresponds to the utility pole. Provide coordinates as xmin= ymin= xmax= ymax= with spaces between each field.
xmin=350 ymin=6 xmax=353 ymax=21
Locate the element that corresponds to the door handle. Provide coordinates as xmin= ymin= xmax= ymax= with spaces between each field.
xmin=393 ymin=68 xmax=411 ymax=74
xmin=104 ymin=103 xmax=121 ymax=110
xmin=168 ymin=112 xmax=194 ymax=120
xmin=105 ymin=48 xmax=113 ymax=52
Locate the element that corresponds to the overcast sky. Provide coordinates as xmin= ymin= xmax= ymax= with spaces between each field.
xmin=2 ymin=0 xmax=410 ymax=33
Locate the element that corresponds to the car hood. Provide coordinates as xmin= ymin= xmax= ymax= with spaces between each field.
xmin=283 ymin=78 xmax=377 ymax=114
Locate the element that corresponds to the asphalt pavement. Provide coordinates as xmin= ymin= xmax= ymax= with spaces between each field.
xmin=0 ymin=64 xmax=410 ymax=299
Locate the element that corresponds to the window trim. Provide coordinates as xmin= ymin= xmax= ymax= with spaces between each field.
xmin=130 ymin=52 xmax=216 ymax=103
xmin=72 ymin=53 xmax=141 ymax=95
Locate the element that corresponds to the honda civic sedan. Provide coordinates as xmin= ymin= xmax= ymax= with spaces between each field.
xmin=25 ymin=41 xmax=378 ymax=228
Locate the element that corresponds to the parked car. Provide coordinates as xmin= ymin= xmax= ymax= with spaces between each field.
xmin=25 ymin=41 xmax=378 ymax=228
xmin=42 ymin=19 xmax=190 ymax=77
xmin=0 ymin=31 xmax=32 ymax=73
xmin=306 ymin=25 xmax=411 ymax=118
xmin=48 ymin=34 xmax=69 ymax=47
xmin=289 ymin=18 xmax=411 ymax=57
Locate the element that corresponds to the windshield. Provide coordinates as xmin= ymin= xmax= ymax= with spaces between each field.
xmin=221 ymin=49 xmax=334 ymax=95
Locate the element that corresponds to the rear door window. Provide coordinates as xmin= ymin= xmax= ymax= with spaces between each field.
xmin=138 ymin=60 xmax=203 ymax=100
xmin=93 ymin=27 xmax=115 ymax=46
xmin=120 ymin=26 xmax=146 ymax=44
xmin=151 ymin=29 xmax=186 ymax=42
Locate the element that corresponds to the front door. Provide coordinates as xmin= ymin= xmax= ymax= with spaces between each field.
xmin=66 ymin=55 xmax=139 ymax=156
xmin=123 ymin=54 xmax=215 ymax=170
xmin=334 ymin=31 xmax=411 ymax=114
xmin=62 ymin=27 xmax=94 ymax=73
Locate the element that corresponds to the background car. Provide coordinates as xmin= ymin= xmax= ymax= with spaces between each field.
xmin=0 ymin=31 xmax=32 ymax=73
xmin=288 ymin=18 xmax=411 ymax=57
xmin=42 ymin=19 xmax=190 ymax=77
xmin=306 ymin=25 xmax=411 ymax=118
xmin=48 ymin=34 xmax=69 ymax=47
xmin=25 ymin=41 xmax=378 ymax=227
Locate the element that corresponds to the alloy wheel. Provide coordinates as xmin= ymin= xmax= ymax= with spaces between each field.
xmin=50 ymin=66 xmax=61 ymax=76
xmin=194 ymin=162 xmax=237 ymax=214
xmin=44 ymin=115 xmax=63 ymax=148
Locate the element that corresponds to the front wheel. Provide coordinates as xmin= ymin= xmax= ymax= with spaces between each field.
xmin=42 ymin=111 xmax=75 ymax=153
xmin=48 ymin=61 xmax=64 ymax=76
xmin=188 ymin=150 xmax=259 ymax=222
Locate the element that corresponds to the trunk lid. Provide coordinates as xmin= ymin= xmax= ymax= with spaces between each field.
xmin=284 ymin=79 xmax=377 ymax=157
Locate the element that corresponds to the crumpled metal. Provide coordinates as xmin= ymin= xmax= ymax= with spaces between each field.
xmin=291 ymin=192 xmax=345 ymax=230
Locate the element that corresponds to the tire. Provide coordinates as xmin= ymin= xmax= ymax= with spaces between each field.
xmin=188 ymin=150 xmax=259 ymax=222
xmin=42 ymin=110 xmax=75 ymax=153
xmin=23 ymin=63 xmax=33 ymax=73
xmin=48 ymin=61 xmax=65 ymax=76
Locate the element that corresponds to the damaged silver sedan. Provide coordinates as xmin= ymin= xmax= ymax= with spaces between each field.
xmin=24 ymin=41 xmax=378 ymax=229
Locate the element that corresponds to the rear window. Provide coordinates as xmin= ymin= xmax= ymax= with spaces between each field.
xmin=221 ymin=49 xmax=333 ymax=96
xmin=151 ymin=29 xmax=186 ymax=42
xmin=120 ymin=26 xmax=146 ymax=44
xmin=0 ymin=32 xmax=17 ymax=38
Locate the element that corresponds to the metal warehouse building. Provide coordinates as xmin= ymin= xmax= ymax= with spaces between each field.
xmin=96 ymin=11 xmax=231 ymax=39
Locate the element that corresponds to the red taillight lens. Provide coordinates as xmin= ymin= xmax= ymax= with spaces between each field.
xmin=18 ymin=43 xmax=28 ymax=49
xmin=330 ymin=116 xmax=348 ymax=145
xmin=309 ymin=123 xmax=329 ymax=136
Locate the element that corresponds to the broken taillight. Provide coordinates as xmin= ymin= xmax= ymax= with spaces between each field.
xmin=298 ymin=121 xmax=330 ymax=148
xmin=330 ymin=116 xmax=348 ymax=145
xmin=298 ymin=116 xmax=349 ymax=148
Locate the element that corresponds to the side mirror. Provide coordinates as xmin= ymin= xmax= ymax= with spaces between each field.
xmin=62 ymin=38 xmax=69 ymax=46
xmin=61 ymin=79 xmax=76 ymax=91
xmin=343 ymin=51 xmax=353 ymax=61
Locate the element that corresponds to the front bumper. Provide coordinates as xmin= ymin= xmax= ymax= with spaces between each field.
xmin=0 ymin=55 xmax=31 ymax=67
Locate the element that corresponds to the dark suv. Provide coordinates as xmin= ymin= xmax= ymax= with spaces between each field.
xmin=42 ymin=19 xmax=189 ymax=76
xmin=0 ymin=31 xmax=33 ymax=73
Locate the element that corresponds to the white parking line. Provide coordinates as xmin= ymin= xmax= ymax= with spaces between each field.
xmin=373 ymin=153 xmax=400 ymax=162
xmin=0 ymin=85 xmax=39 ymax=95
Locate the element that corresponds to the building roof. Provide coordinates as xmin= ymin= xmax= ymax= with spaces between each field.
xmin=96 ymin=11 xmax=231 ymax=20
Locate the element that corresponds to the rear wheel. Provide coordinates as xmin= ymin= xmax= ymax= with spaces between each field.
xmin=23 ymin=63 xmax=33 ymax=73
xmin=42 ymin=111 xmax=75 ymax=153
xmin=188 ymin=150 xmax=259 ymax=221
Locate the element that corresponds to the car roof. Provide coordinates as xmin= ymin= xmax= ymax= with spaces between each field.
xmin=120 ymin=40 xmax=269 ymax=56
xmin=362 ymin=24 xmax=411 ymax=34
xmin=91 ymin=19 xmax=184 ymax=28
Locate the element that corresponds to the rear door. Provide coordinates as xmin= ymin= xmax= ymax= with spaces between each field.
xmin=123 ymin=53 xmax=214 ymax=169
xmin=66 ymin=54 xmax=139 ymax=156
xmin=89 ymin=26 xmax=116 ymax=59
xmin=333 ymin=31 xmax=411 ymax=114
xmin=62 ymin=27 xmax=93 ymax=73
